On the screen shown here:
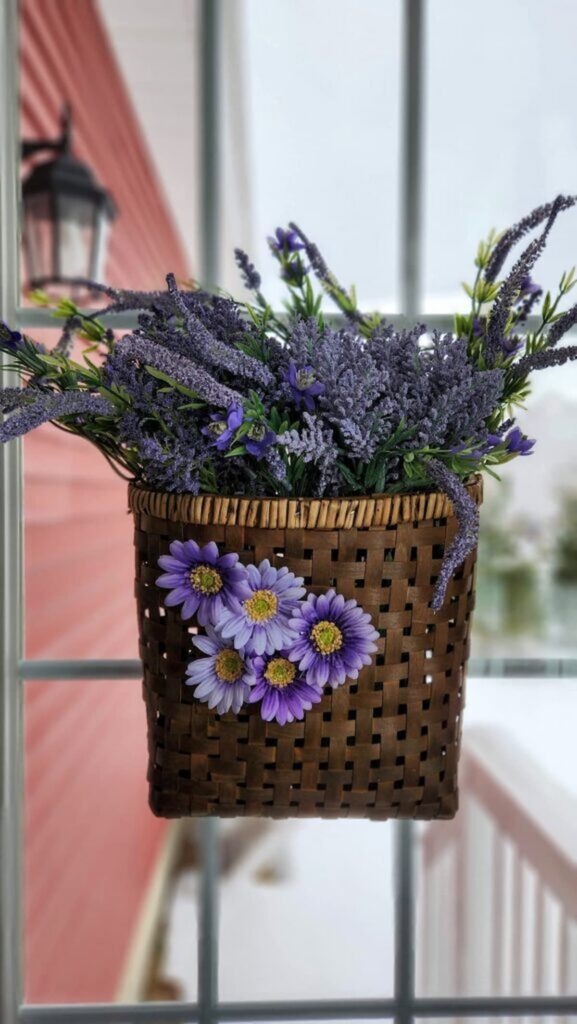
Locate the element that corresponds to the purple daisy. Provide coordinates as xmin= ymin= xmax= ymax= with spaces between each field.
xmin=202 ymin=401 xmax=244 ymax=452
xmin=186 ymin=626 xmax=255 ymax=714
xmin=248 ymin=651 xmax=323 ymax=725
xmin=288 ymin=590 xmax=380 ymax=688
xmin=218 ymin=559 xmax=305 ymax=656
xmin=157 ymin=539 xmax=249 ymax=625
xmin=284 ymin=360 xmax=325 ymax=412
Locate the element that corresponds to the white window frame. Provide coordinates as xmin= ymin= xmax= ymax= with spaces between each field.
xmin=2 ymin=1 xmax=577 ymax=1021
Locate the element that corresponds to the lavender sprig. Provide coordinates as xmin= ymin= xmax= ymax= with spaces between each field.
xmin=424 ymin=458 xmax=480 ymax=612
xmin=509 ymin=344 xmax=577 ymax=380
xmin=288 ymin=221 xmax=367 ymax=327
xmin=165 ymin=273 xmax=274 ymax=388
xmin=0 ymin=392 xmax=113 ymax=442
xmin=234 ymin=248 xmax=262 ymax=292
xmin=485 ymin=196 xmax=566 ymax=364
xmin=484 ymin=195 xmax=577 ymax=283
xmin=113 ymin=334 xmax=242 ymax=408
xmin=544 ymin=301 xmax=577 ymax=348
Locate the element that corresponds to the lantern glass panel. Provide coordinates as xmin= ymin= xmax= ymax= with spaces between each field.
xmin=23 ymin=191 xmax=54 ymax=285
xmin=55 ymin=192 xmax=95 ymax=280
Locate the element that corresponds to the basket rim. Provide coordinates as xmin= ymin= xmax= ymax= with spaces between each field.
xmin=128 ymin=474 xmax=482 ymax=531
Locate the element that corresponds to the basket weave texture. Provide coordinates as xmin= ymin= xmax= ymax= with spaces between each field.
xmin=129 ymin=478 xmax=482 ymax=821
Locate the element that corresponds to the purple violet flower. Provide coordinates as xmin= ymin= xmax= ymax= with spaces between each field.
xmin=269 ymin=227 xmax=305 ymax=253
xmin=245 ymin=420 xmax=276 ymax=459
xmin=503 ymin=426 xmax=536 ymax=456
xmin=0 ymin=321 xmax=24 ymax=352
xmin=284 ymin=360 xmax=325 ymax=412
xmin=288 ymin=590 xmax=379 ymax=688
xmin=202 ymin=401 xmax=244 ymax=452
xmin=499 ymin=335 xmax=524 ymax=358
xmin=186 ymin=626 xmax=255 ymax=714
xmin=219 ymin=559 xmax=305 ymax=656
xmin=156 ymin=540 xmax=249 ymax=625
xmin=248 ymin=652 xmax=323 ymax=725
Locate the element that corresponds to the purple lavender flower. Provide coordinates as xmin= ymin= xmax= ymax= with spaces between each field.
xmin=288 ymin=590 xmax=379 ymax=688
xmin=485 ymin=196 xmax=570 ymax=364
xmin=186 ymin=626 xmax=255 ymax=714
xmin=234 ymin=248 xmax=262 ymax=292
xmin=484 ymin=196 xmax=577 ymax=283
xmin=248 ymin=652 xmax=323 ymax=725
xmin=511 ymin=344 xmax=577 ymax=379
xmin=0 ymin=392 xmax=113 ymax=442
xmin=269 ymin=227 xmax=305 ymax=253
xmin=202 ymin=402 xmax=244 ymax=452
xmin=219 ymin=559 xmax=305 ymax=656
xmin=157 ymin=540 xmax=249 ymax=625
xmin=503 ymin=426 xmax=535 ymax=456
xmin=113 ymin=334 xmax=242 ymax=408
xmin=425 ymin=459 xmax=480 ymax=612
xmin=245 ymin=420 xmax=276 ymax=459
xmin=284 ymin=360 xmax=325 ymax=412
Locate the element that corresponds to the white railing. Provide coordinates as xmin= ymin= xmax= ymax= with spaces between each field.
xmin=420 ymin=726 xmax=577 ymax=1000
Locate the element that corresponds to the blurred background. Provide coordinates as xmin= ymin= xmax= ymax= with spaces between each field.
xmin=16 ymin=0 xmax=577 ymax=1009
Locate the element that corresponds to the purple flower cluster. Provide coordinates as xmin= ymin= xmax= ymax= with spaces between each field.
xmin=157 ymin=542 xmax=379 ymax=725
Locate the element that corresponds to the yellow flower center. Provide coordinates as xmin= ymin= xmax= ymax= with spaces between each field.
xmin=190 ymin=564 xmax=223 ymax=596
xmin=264 ymin=657 xmax=296 ymax=688
xmin=311 ymin=620 xmax=343 ymax=655
xmin=215 ymin=648 xmax=244 ymax=683
xmin=244 ymin=589 xmax=278 ymax=622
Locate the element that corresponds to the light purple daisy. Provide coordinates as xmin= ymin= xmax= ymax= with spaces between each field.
xmin=288 ymin=590 xmax=380 ymax=689
xmin=186 ymin=626 xmax=256 ymax=715
xmin=218 ymin=559 xmax=305 ymax=656
xmin=248 ymin=651 xmax=323 ymax=725
xmin=157 ymin=539 xmax=249 ymax=626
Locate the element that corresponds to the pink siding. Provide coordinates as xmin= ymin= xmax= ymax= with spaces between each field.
xmin=21 ymin=0 xmax=191 ymax=1002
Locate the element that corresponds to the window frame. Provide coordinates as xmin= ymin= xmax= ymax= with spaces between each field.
xmin=2 ymin=1 xmax=577 ymax=1022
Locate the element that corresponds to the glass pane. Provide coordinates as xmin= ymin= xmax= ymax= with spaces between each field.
xmin=472 ymin=362 xmax=577 ymax=658
xmin=24 ymin=679 xmax=183 ymax=1004
xmin=219 ymin=819 xmax=394 ymax=1000
xmin=235 ymin=0 xmax=402 ymax=311
xmin=416 ymin=675 xmax=577 ymax=997
xmin=424 ymin=0 xmax=577 ymax=313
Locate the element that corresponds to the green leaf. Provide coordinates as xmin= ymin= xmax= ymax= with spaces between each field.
xmin=224 ymin=445 xmax=246 ymax=458
xmin=144 ymin=365 xmax=204 ymax=402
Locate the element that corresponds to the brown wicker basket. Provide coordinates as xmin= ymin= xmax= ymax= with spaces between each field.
xmin=129 ymin=477 xmax=482 ymax=821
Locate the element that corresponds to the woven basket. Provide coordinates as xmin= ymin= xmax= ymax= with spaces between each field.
xmin=129 ymin=476 xmax=482 ymax=821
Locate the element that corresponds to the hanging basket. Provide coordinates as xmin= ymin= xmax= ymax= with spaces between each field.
xmin=129 ymin=477 xmax=482 ymax=821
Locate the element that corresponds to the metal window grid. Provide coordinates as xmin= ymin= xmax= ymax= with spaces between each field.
xmin=2 ymin=1 xmax=577 ymax=1022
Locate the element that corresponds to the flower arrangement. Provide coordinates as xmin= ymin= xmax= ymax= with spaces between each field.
xmin=2 ymin=193 xmax=577 ymax=626
xmin=158 ymin=544 xmax=378 ymax=726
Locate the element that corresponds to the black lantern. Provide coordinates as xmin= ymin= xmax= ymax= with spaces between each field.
xmin=21 ymin=104 xmax=117 ymax=293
